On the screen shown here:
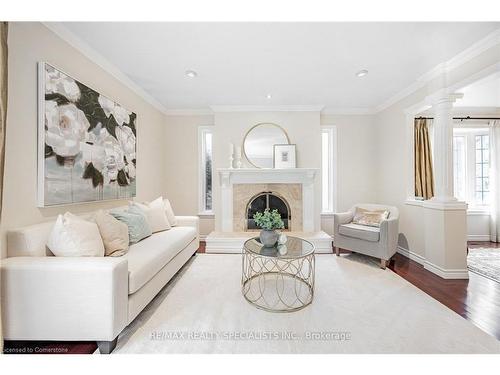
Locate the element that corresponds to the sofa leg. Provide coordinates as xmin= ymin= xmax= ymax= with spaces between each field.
xmin=335 ymin=247 xmax=340 ymax=256
xmin=380 ymin=259 xmax=387 ymax=270
xmin=97 ymin=337 xmax=118 ymax=354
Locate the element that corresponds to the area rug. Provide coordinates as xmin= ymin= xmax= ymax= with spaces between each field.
xmin=114 ymin=254 xmax=500 ymax=354
xmin=468 ymin=248 xmax=500 ymax=283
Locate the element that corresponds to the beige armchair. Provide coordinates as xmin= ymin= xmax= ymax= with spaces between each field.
xmin=333 ymin=204 xmax=399 ymax=269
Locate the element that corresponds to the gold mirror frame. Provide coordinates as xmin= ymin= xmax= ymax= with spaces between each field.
xmin=242 ymin=123 xmax=290 ymax=169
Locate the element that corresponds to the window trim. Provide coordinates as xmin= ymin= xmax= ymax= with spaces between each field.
xmin=320 ymin=125 xmax=338 ymax=215
xmin=198 ymin=125 xmax=214 ymax=216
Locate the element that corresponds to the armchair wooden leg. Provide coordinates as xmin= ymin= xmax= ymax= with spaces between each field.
xmin=380 ymin=259 xmax=388 ymax=269
xmin=335 ymin=247 xmax=340 ymax=256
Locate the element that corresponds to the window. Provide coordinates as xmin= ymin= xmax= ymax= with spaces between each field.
xmin=198 ymin=126 xmax=213 ymax=214
xmin=475 ymin=134 xmax=490 ymax=205
xmin=321 ymin=126 xmax=337 ymax=213
xmin=452 ymin=127 xmax=489 ymax=208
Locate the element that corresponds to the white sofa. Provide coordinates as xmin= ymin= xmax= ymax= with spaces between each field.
xmin=0 ymin=211 xmax=199 ymax=353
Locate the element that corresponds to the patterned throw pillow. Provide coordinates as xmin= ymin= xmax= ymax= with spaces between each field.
xmin=352 ymin=207 xmax=390 ymax=228
xmin=110 ymin=205 xmax=152 ymax=244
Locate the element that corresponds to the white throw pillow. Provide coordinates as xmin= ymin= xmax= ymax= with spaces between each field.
xmin=132 ymin=197 xmax=171 ymax=233
xmin=47 ymin=212 xmax=105 ymax=257
xmin=163 ymin=198 xmax=177 ymax=226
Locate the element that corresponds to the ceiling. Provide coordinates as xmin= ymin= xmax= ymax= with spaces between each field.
xmin=456 ymin=74 xmax=500 ymax=108
xmin=59 ymin=22 xmax=500 ymax=112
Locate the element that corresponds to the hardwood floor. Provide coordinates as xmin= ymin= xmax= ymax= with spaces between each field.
xmin=4 ymin=241 xmax=499 ymax=354
xmin=389 ymin=252 xmax=500 ymax=341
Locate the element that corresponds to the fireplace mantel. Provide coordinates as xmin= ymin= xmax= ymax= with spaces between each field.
xmin=218 ymin=168 xmax=318 ymax=187
xmin=217 ymin=168 xmax=319 ymax=232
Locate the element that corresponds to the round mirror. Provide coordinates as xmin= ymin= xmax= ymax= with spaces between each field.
xmin=243 ymin=123 xmax=290 ymax=168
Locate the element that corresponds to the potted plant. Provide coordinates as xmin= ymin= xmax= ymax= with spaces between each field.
xmin=253 ymin=208 xmax=285 ymax=247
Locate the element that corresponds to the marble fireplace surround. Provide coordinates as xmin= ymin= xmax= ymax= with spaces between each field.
xmin=233 ymin=183 xmax=302 ymax=232
xmin=218 ymin=168 xmax=318 ymax=232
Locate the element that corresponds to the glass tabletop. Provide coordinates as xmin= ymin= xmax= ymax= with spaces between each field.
xmin=243 ymin=236 xmax=314 ymax=259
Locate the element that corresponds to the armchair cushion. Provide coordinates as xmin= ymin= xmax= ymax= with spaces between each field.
xmin=339 ymin=223 xmax=380 ymax=242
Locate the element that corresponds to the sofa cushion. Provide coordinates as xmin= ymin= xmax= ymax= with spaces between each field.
xmin=126 ymin=226 xmax=197 ymax=294
xmin=339 ymin=223 xmax=380 ymax=242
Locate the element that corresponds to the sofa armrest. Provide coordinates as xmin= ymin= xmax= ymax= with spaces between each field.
xmin=1 ymin=256 xmax=128 ymax=341
xmin=333 ymin=212 xmax=354 ymax=235
xmin=175 ymin=216 xmax=200 ymax=233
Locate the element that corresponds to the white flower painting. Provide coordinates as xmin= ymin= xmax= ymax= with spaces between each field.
xmin=38 ymin=63 xmax=137 ymax=206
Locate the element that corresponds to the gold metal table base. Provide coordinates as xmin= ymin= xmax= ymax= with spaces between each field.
xmin=241 ymin=249 xmax=315 ymax=313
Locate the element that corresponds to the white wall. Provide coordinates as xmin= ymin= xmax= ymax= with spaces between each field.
xmin=164 ymin=114 xmax=215 ymax=238
xmin=1 ymin=23 xmax=168 ymax=258
xmin=467 ymin=213 xmax=491 ymax=241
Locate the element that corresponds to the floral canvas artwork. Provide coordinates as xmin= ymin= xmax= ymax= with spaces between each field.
xmin=38 ymin=63 xmax=137 ymax=206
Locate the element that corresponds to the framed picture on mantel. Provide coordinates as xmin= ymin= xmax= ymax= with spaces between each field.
xmin=273 ymin=144 xmax=296 ymax=169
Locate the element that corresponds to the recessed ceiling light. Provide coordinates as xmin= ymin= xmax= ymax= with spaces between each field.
xmin=266 ymin=94 xmax=272 ymax=99
xmin=185 ymin=70 xmax=198 ymax=78
xmin=356 ymin=69 xmax=368 ymax=78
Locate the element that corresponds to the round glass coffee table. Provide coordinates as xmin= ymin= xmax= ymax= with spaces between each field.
xmin=241 ymin=236 xmax=315 ymax=313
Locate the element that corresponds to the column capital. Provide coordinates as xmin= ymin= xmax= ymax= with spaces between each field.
xmin=425 ymin=90 xmax=463 ymax=107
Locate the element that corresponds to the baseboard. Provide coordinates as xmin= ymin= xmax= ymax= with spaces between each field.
xmin=423 ymin=261 xmax=469 ymax=279
xmin=397 ymin=246 xmax=425 ymax=265
xmin=397 ymin=246 xmax=468 ymax=279
xmin=467 ymin=234 xmax=491 ymax=241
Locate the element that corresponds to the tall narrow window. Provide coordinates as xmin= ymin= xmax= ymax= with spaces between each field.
xmin=321 ymin=126 xmax=336 ymax=213
xmin=475 ymin=134 xmax=490 ymax=205
xmin=452 ymin=127 xmax=489 ymax=209
xmin=199 ymin=126 xmax=213 ymax=214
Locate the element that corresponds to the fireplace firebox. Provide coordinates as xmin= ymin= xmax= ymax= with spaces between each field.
xmin=246 ymin=191 xmax=291 ymax=230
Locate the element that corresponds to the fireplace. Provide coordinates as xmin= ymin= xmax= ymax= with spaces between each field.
xmin=246 ymin=192 xmax=291 ymax=230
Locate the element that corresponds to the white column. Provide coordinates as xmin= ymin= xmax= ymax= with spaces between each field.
xmin=429 ymin=93 xmax=463 ymax=203
xmin=422 ymin=92 xmax=468 ymax=279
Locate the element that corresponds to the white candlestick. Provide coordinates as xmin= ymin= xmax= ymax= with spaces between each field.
xmin=236 ymin=146 xmax=241 ymax=158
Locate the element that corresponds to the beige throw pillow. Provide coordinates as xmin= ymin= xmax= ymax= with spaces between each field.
xmin=47 ymin=212 xmax=105 ymax=257
xmin=163 ymin=198 xmax=177 ymax=226
xmin=132 ymin=197 xmax=171 ymax=233
xmin=94 ymin=210 xmax=129 ymax=256
xmin=352 ymin=207 xmax=390 ymax=228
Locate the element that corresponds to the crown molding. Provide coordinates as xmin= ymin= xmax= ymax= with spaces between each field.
xmin=42 ymin=22 xmax=168 ymax=114
xmin=374 ymin=28 xmax=500 ymax=114
xmin=321 ymin=107 xmax=374 ymax=115
xmin=164 ymin=108 xmax=214 ymax=116
xmin=210 ymin=105 xmax=324 ymax=113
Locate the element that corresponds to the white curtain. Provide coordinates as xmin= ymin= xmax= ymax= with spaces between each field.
xmin=489 ymin=120 xmax=500 ymax=242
